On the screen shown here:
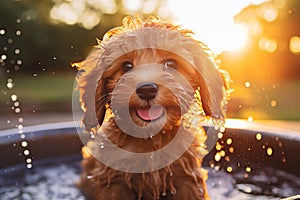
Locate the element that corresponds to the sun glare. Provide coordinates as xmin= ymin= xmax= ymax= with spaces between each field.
xmin=169 ymin=0 xmax=268 ymax=54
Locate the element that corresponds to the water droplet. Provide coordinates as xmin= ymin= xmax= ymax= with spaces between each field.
xmin=7 ymin=120 xmax=10 ymax=124
xmin=217 ymin=132 xmax=223 ymax=139
xmin=150 ymin=153 xmax=154 ymax=159
xmin=1 ymin=54 xmax=7 ymax=60
xmin=86 ymin=175 xmax=93 ymax=179
xmin=100 ymin=142 xmax=105 ymax=149
xmin=16 ymin=18 xmax=21 ymax=23
xmin=15 ymin=30 xmax=21 ymax=36
xmin=21 ymin=141 xmax=28 ymax=147
xmin=26 ymin=158 xmax=32 ymax=163
xmin=33 ymin=73 xmax=38 ymax=77
xmin=256 ymin=133 xmax=262 ymax=141
xmin=15 ymin=108 xmax=21 ymax=113
xmin=219 ymin=126 xmax=225 ymax=132
xmin=226 ymin=138 xmax=232 ymax=145
xmin=20 ymin=134 xmax=25 ymax=139
xmin=267 ymin=147 xmax=273 ymax=156
xmin=170 ymin=188 xmax=176 ymax=195
xmin=215 ymin=143 xmax=222 ymax=150
xmin=14 ymin=65 xmax=20 ymax=70
xmin=162 ymin=192 xmax=167 ymax=196
xmin=23 ymin=149 xmax=30 ymax=156
xmin=225 ymin=156 xmax=230 ymax=162
xmin=14 ymin=101 xmax=20 ymax=107
xmin=18 ymin=117 xmax=23 ymax=123
xmin=6 ymin=83 xmax=14 ymax=89
xmin=0 ymin=29 xmax=5 ymax=35
xmin=7 ymin=38 xmax=13 ymax=44
xmin=226 ymin=166 xmax=233 ymax=173
xmin=229 ymin=147 xmax=234 ymax=153
xmin=11 ymin=94 xmax=18 ymax=101
xmin=14 ymin=49 xmax=21 ymax=55
xmin=246 ymin=166 xmax=251 ymax=172
xmin=220 ymin=150 xmax=225 ymax=157
xmin=270 ymin=100 xmax=277 ymax=107
xmin=53 ymin=56 xmax=57 ymax=60
xmin=214 ymin=152 xmax=221 ymax=162
xmin=16 ymin=59 xmax=22 ymax=65
xmin=27 ymin=164 xmax=32 ymax=169
xmin=245 ymin=81 xmax=251 ymax=88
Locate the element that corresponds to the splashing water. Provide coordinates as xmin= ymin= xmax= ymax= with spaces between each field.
xmin=0 ymin=21 xmax=32 ymax=169
xmin=0 ymin=156 xmax=299 ymax=199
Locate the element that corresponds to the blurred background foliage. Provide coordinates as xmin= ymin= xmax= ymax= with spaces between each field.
xmin=221 ymin=0 xmax=300 ymax=119
xmin=0 ymin=0 xmax=299 ymax=129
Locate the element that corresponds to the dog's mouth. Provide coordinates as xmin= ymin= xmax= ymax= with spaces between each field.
xmin=136 ymin=105 xmax=164 ymax=121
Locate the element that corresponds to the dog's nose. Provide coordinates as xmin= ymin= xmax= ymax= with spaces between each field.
xmin=136 ymin=82 xmax=158 ymax=101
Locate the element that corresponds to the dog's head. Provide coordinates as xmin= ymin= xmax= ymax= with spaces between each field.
xmin=74 ymin=16 xmax=230 ymax=132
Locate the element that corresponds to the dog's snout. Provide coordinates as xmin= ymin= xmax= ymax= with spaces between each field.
xmin=136 ymin=82 xmax=158 ymax=101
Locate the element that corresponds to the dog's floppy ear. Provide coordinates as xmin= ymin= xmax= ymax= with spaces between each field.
xmin=74 ymin=48 xmax=107 ymax=130
xmin=191 ymin=43 xmax=230 ymax=120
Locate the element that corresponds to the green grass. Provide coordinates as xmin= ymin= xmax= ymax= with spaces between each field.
xmin=1 ymin=74 xmax=75 ymax=104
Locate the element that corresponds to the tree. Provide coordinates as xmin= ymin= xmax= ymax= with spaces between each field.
xmin=221 ymin=0 xmax=300 ymax=84
xmin=0 ymin=0 xmax=171 ymax=75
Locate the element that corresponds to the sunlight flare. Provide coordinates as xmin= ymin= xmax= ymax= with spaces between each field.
xmin=169 ymin=0 xmax=268 ymax=54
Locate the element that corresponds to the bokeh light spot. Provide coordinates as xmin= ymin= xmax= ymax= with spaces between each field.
xmin=256 ymin=133 xmax=262 ymax=141
xmin=289 ymin=36 xmax=300 ymax=54
xmin=258 ymin=37 xmax=277 ymax=53
xmin=270 ymin=100 xmax=277 ymax=107
xmin=267 ymin=147 xmax=273 ymax=156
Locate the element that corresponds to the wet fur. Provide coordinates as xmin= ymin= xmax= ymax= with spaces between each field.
xmin=75 ymin=16 xmax=230 ymax=200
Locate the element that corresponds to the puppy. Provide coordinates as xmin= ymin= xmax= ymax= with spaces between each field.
xmin=74 ymin=16 xmax=230 ymax=200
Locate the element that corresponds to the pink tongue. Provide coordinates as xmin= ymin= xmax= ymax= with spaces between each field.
xmin=137 ymin=105 xmax=164 ymax=121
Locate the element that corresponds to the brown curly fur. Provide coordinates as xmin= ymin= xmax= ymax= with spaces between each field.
xmin=74 ymin=16 xmax=230 ymax=200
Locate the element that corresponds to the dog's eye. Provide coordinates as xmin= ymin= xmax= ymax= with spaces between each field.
xmin=164 ymin=59 xmax=177 ymax=70
xmin=122 ymin=61 xmax=134 ymax=73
